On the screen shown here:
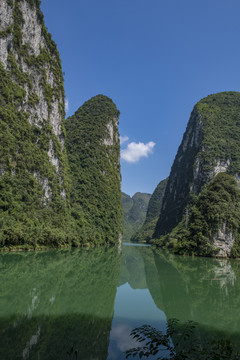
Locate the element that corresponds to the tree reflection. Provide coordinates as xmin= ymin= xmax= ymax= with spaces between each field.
xmin=0 ymin=247 xmax=121 ymax=360
xmin=141 ymin=248 xmax=240 ymax=346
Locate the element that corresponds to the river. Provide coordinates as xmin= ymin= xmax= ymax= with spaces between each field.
xmin=0 ymin=242 xmax=240 ymax=359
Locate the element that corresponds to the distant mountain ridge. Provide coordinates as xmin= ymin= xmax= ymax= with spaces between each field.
xmin=122 ymin=192 xmax=151 ymax=240
xmin=131 ymin=178 xmax=168 ymax=242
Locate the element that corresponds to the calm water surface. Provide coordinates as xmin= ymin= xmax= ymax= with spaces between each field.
xmin=0 ymin=242 xmax=240 ymax=359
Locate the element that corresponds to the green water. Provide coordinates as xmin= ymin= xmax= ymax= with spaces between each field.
xmin=0 ymin=243 xmax=240 ymax=359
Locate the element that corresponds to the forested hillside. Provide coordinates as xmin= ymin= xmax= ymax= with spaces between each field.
xmin=153 ymin=92 xmax=240 ymax=257
xmin=65 ymin=95 xmax=122 ymax=245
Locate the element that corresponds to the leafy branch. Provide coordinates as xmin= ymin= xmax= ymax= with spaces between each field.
xmin=126 ymin=319 xmax=240 ymax=360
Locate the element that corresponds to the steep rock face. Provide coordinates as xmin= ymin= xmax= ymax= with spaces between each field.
xmin=154 ymin=108 xmax=203 ymax=236
xmin=65 ymin=95 xmax=122 ymax=245
xmin=0 ymin=0 xmax=75 ymax=247
xmin=153 ymin=92 xmax=240 ymax=257
xmin=213 ymin=222 xmax=235 ymax=258
xmin=0 ymin=0 xmax=65 ymax=143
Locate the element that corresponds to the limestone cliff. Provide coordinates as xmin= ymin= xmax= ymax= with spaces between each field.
xmin=0 ymin=1 xmax=123 ymax=248
xmin=0 ymin=0 xmax=76 ymax=247
xmin=65 ymin=95 xmax=122 ymax=245
xmin=153 ymin=92 xmax=240 ymax=257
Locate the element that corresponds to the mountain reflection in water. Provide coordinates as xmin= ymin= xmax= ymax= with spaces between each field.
xmin=0 ymin=247 xmax=120 ymax=360
xmin=0 ymin=243 xmax=240 ymax=359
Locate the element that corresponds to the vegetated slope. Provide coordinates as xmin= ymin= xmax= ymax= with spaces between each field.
xmin=153 ymin=92 xmax=240 ymax=257
xmin=132 ymin=178 xmax=168 ymax=242
xmin=122 ymin=192 xmax=151 ymax=241
xmin=65 ymin=95 xmax=122 ymax=245
xmin=0 ymin=0 xmax=78 ymax=248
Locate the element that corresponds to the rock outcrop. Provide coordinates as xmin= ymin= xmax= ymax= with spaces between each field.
xmin=153 ymin=92 xmax=240 ymax=257
xmin=213 ymin=222 xmax=235 ymax=258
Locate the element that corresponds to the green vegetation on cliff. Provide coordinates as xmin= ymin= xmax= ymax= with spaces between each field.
xmin=154 ymin=173 xmax=240 ymax=257
xmin=196 ymin=92 xmax=240 ymax=175
xmin=153 ymin=92 xmax=240 ymax=257
xmin=132 ymin=178 xmax=168 ymax=242
xmin=65 ymin=95 xmax=122 ymax=245
xmin=122 ymin=192 xmax=151 ymax=241
xmin=0 ymin=1 xmax=122 ymax=248
xmin=0 ymin=0 xmax=79 ymax=248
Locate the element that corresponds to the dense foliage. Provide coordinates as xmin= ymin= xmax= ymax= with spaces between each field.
xmin=126 ymin=320 xmax=240 ymax=359
xmin=65 ymin=95 xmax=122 ymax=245
xmin=122 ymin=192 xmax=151 ymax=241
xmin=197 ymin=92 xmax=240 ymax=175
xmin=132 ymin=178 xmax=168 ymax=242
xmin=0 ymin=0 xmax=80 ymax=248
xmin=154 ymin=173 xmax=240 ymax=257
xmin=0 ymin=1 xmax=122 ymax=248
xmin=153 ymin=92 xmax=240 ymax=256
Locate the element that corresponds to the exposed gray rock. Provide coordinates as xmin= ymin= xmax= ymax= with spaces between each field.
xmin=48 ymin=140 xmax=60 ymax=172
xmin=103 ymin=116 xmax=119 ymax=146
xmin=0 ymin=0 xmax=66 ymax=201
xmin=19 ymin=1 xmax=45 ymax=55
xmin=0 ymin=1 xmax=13 ymax=69
xmin=213 ymin=222 xmax=235 ymax=258
xmin=211 ymin=159 xmax=230 ymax=177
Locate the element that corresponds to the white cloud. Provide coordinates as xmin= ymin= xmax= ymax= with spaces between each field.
xmin=65 ymin=99 xmax=69 ymax=113
xmin=110 ymin=323 xmax=140 ymax=352
xmin=121 ymin=141 xmax=156 ymax=163
xmin=120 ymin=136 xmax=129 ymax=145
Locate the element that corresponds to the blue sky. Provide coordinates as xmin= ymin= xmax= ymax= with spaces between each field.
xmin=41 ymin=0 xmax=240 ymax=196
